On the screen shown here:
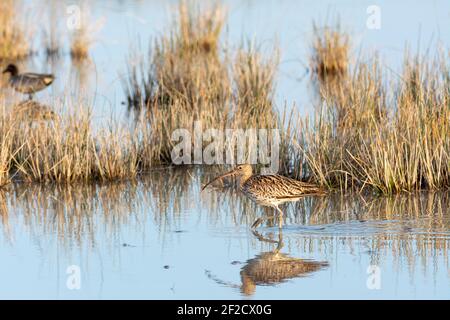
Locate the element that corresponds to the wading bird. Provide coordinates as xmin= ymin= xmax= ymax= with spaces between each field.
xmin=201 ymin=164 xmax=325 ymax=228
xmin=2 ymin=64 xmax=55 ymax=100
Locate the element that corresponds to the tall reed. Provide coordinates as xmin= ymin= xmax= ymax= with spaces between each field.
xmin=4 ymin=102 xmax=140 ymax=184
xmin=0 ymin=0 xmax=33 ymax=60
xmin=70 ymin=1 xmax=104 ymax=60
xmin=295 ymin=39 xmax=450 ymax=194
xmin=310 ymin=22 xmax=349 ymax=81
xmin=124 ymin=2 xmax=281 ymax=169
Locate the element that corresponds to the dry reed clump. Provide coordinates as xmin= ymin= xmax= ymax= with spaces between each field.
xmin=43 ymin=0 xmax=63 ymax=57
xmin=176 ymin=1 xmax=225 ymax=57
xmin=11 ymin=101 xmax=58 ymax=122
xmin=70 ymin=27 xmax=91 ymax=60
xmin=124 ymin=2 xmax=281 ymax=169
xmin=70 ymin=2 xmax=104 ymax=60
xmin=0 ymin=101 xmax=140 ymax=184
xmin=232 ymin=45 xmax=279 ymax=125
xmin=310 ymin=22 xmax=349 ymax=81
xmin=295 ymin=47 xmax=450 ymax=194
xmin=12 ymin=106 xmax=96 ymax=183
xmin=125 ymin=1 xmax=229 ymax=110
xmin=0 ymin=109 xmax=17 ymax=187
xmin=0 ymin=0 xmax=33 ymax=60
xmin=94 ymin=125 xmax=140 ymax=181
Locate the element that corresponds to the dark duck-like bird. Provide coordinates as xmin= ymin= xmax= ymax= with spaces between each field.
xmin=202 ymin=164 xmax=326 ymax=228
xmin=2 ymin=64 xmax=55 ymax=100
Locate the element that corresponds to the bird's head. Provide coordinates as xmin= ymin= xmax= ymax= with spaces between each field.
xmin=233 ymin=164 xmax=253 ymax=177
xmin=2 ymin=64 xmax=18 ymax=76
xmin=201 ymin=164 xmax=253 ymax=191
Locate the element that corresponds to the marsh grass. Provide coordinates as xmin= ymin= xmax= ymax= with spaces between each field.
xmin=13 ymin=105 xmax=96 ymax=183
xmin=124 ymin=2 xmax=281 ymax=169
xmin=295 ymin=46 xmax=450 ymax=194
xmin=0 ymin=113 xmax=17 ymax=187
xmin=0 ymin=100 xmax=141 ymax=184
xmin=310 ymin=22 xmax=349 ymax=81
xmin=0 ymin=2 xmax=447 ymax=195
xmin=43 ymin=0 xmax=63 ymax=57
xmin=70 ymin=2 xmax=104 ymax=60
xmin=232 ymin=45 xmax=279 ymax=125
xmin=125 ymin=1 xmax=229 ymax=110
xmin=0 ymin=0 xmax=34 ymax=60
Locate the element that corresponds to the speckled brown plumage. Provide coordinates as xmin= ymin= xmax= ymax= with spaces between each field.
xmin=202 ymin=164 xmax=326 ymax=228
xmin=241 ymin=174 xmax=325 ymax=207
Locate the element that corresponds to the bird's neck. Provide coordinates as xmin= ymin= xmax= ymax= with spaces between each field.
xmin=238 ymin=172 xmax=252 ymax=186
xmin=7 ymin=68 xmax=18 ymax=77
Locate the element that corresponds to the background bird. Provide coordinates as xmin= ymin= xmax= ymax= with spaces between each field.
xmin=202 ymin=164 xmax=326 ymax=228
xmin=2 ymin=64 xmax=55 ymax=100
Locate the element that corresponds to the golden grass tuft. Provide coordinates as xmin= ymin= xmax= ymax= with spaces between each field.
xmin=125 ymin=1 xmax=229 ymax=111
xmin=70 ymin=2 xmax=104 ymax=60
xmin=0 ymin=5 xmax=447 ymax=196
xmin=294 ymin=47 xmax=450 ymax=194
xmin=0 ymin=101 xmax=140 ymax=184
xmin=233 ymin=44 xmax=279 ymax=122
xmin=310 ymin=22 xmax=349 ymax=81
xmin=176 ymin=1 xmax=226 ymax=56
xmin=70 ymin=32 xmax=90 ymax=60
xmin=0 ymin=112 xmax=16 ymax=187
xmin=124 ymin=2 xmax=281 ymax=169
xmin=0 ymin=0 xmax=33 ymax=60
xmin=43 ymin=0 xmax=63 ymax=57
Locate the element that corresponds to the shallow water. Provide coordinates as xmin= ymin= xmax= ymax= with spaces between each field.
xmin=0 ymin=167 xmax=449 ymax=299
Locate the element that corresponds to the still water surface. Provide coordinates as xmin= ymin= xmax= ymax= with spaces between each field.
xmin=0 ymin=167 xmax=449 ymax=299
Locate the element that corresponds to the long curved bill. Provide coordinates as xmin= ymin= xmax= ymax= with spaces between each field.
xmin=201 ymin=169 xmax=237 ymax=192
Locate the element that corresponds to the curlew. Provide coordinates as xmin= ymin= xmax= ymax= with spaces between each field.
xmin=3 ymin=64 xmax=55 ymax=100
xmin=202 ymin=164 xmax=326 ymax=228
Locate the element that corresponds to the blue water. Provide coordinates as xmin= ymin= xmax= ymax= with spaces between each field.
xmin=0 ymin=169 xmax=449 ymax=299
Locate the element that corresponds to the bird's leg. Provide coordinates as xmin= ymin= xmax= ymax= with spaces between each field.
xmin=274 ymin=230 xmax=284 ymax=253
xmin=251 ymin=216 xmax=274 ymax=229
xmin=251 ymin=209 xmax=277 ymax=229
xmin=275 ymin=206 xmax=284 ymax=229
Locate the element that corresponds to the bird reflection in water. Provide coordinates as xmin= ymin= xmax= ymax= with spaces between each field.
xmin=206 ymin=230 xmax=328 ymax=296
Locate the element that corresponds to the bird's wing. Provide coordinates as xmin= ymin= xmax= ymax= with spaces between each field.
xmin=22 ymin=73 xmax=55 ymax=83
xmin=13 ymin=75 xmax=35 ymax=86
xmin=244 ymin=174 xmax=324 ymax=199
xmin=21 ymin=73 xmax=42 ymax=79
